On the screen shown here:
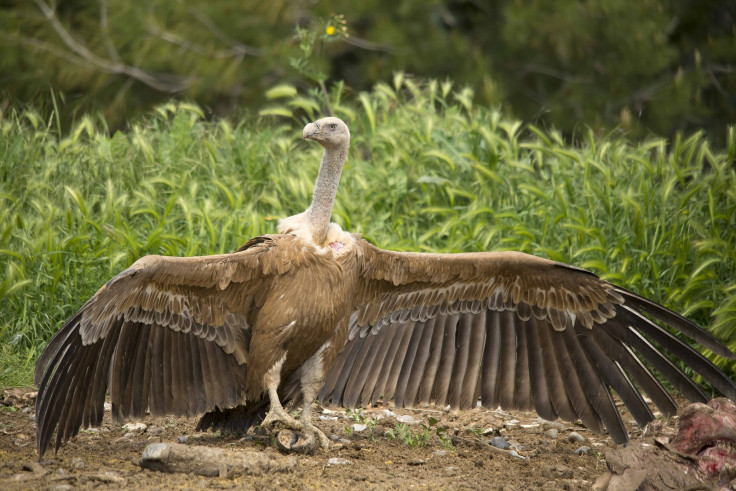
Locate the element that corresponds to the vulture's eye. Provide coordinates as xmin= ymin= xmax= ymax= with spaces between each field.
xmin=329 ymin=123 xmax=337 ymax=131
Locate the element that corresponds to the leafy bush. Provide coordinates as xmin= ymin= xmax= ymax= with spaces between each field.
xmin=1 ymin=80 xmax=734 ymax=389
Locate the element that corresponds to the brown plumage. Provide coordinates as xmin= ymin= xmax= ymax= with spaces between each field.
xmin=35 ymin=117 xmax=736 ymax=459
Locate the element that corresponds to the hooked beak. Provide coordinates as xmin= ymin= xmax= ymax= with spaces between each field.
xmin=303 ymin=122 xmax=320 ymax=140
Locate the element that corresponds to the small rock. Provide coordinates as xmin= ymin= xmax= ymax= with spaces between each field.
xmin=330 ymin=434 xmax=340 ymax=441
xmin=71 ymin=457 xmax=85 ymax=469
xmin=178 ymin=436 xmax=188 ymax=443
xmin=321 ymin=408 xmax=338 ymax=415
xmin=397 ymin=415 xmax=421 ymax=425
xmin=490 ymin=436 xmax=510 ymax=449
xmin=381 ymin=409 xmax=397 ymax=418
xmin=319 ymin=415 xmax=338 ymax=421
xmin=123 ymin=422 xmax=147 ymax=433
xmin=481 ymin=427 xmax=495 ymax=436
xmin=544 ymin=428 xmax=559 ymax=439
xmin=93 ymin=471 xmax=126 ymax=485
xmin=338 ymin=438 xmax=350 ymax=444
xmin=327 ymin=458 xmax=352 ymax=466
xmin=148 ymin=426 xmax=165 ymax=436
xmin=352 ymin=424 xmax=367 ymax=432
xmin=520 ymin=423 xmax=540 ymax=429
xmin=104 ymin=402 xmax=112 ymax=411
xmin=505 ymin=419 xmax=520 ymax=426
xmin=574 ymin=446 xmax=591 ymax=456
xmin=434 ymin=450 xmax=448 ymax=457
xmin=539 ymin=419 xmax=565 ymax=430
xmin=509 ymin=450 xmax=528 ymax=461
xmin=123 ymin=432 xmax=137 ymax=439
xmin=444 ymin=466 xmax=459 ymax=473
xmin=568 ymin=431 xmax=585 ymax=443
xmin=54 ymin=468 xmax=67 ymax=477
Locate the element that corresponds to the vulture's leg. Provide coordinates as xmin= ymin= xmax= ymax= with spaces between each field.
xmin=297 ymin=342 xmax=332 ymax=449
xmin=260 ymin=354 xmax=303 ymax=431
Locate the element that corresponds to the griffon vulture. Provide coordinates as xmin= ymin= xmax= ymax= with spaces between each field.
xmin=35 ymin=117 xmax=736 ymax=459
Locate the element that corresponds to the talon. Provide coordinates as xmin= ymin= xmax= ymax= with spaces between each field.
xmin=305 ymin=423 xmax=331 ymax=450
xmin=260 ymin=407 xmax=303 ymax=432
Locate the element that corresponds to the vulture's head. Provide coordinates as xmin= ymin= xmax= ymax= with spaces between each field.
xmin=303 ymin=117 xmax=350 ymax=149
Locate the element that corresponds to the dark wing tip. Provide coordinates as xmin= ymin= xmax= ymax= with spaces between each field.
xmin=615 ymin=286 xmax=736 ymax=360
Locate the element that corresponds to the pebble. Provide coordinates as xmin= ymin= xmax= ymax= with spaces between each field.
xmin=104 ymin=402 xmax=112 ymax=411
xmin=381 ymin=409 xmax=397 ymax=418
xmin=352 ymin=424 xmax=367 ymax=432
xmin=444 ymin=466 xmax=459 ymax=474
xmin=505 ymin=419 xmax=520 ymax=426
xmin=327 ymin=458 xmax=352 ymax=466
xmin=149 ymin=426 xmax=165 ymax=436
xmin=397 ymin=415 xmax=421 ymax=425
xmin=434 ymin=450 xmax=448 ymax=457
xmin=123 ymin=422 xmax=147 ymax=433
xmin=71 ymin=457 xmax=85 ymax=469
xmin=544 ymin=428 xmax=559 ymax=439
xmin=568 ymin=431 xmax=585 ymax=443
xmin=123 ymin=432 xmax=137 ymax=439
xmin=509 ymin=450 xmax=528 ymax=460
xmin=490 ymin=436 xmax=510 ymax=449
xmin=481 ymin=427 xmax=495 ymax=436
xmin=539 ymin=419 xmax=565 ymax=430
xmin=178 ymin=436 xmax=188 ymax=443
xmin=574 ymin=446 xmax=591 ymax=455
xmin=319 ymin=415 xmax=338 ymax=421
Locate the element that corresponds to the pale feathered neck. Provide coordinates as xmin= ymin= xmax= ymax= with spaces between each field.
xmin=278 ymin=142 xmax=348 ymax=247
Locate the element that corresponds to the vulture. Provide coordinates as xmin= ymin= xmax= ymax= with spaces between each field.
xmin=35 ymin=116 xmax=736 ymax=460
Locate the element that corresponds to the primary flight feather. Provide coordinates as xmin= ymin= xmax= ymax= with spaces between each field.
xmin=35 ymin=117 xmax=736 ymax=459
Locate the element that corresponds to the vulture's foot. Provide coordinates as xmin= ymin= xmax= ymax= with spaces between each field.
xmin=304 ymin=422 xmax=331 ymax=450
xmin=260 ymin=406 xmax=303 ymax=432
xmin=273 ymin=424 xmax=329 ymax=454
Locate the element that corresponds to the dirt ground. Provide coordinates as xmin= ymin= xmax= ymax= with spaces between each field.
xmin=0 ymin=387 xmax=676 ymax=490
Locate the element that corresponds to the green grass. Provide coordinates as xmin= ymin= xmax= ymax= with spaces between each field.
xmin=1 ymin=79 xmax=735 ymax=389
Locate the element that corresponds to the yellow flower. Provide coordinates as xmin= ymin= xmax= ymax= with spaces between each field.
xmin=326 ymin=25 xmax=335 ymax=36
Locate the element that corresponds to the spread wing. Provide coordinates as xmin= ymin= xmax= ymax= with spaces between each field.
xmin=320 ymin=240 xmax=736 ymax=444
xmin=34 ymin=235 xmax=299 ymax=458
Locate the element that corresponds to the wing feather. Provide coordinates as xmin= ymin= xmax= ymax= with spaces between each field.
xmin=34 ymin=235 xmax=298 ymax=458
xmin=322 ymin=240 xmax=736 ymax=444
xmin=524 ymin=316 xmax=557 ymax=421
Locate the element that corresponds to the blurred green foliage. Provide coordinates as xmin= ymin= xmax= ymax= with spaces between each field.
xmin=1 ymin=1 xmax=733 ymax=140
xmin=1 ymin=81 xmax=735 ymax=387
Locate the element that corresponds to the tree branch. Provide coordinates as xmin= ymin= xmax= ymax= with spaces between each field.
xmin=182 ymin=1 xmax=262 ymax=57
xmin=33 ymin=0 xmax=190 ymax=93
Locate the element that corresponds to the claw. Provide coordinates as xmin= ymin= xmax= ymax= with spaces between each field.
xmin=260 ymin=406 xmax=303 ymax=432
xmin=305 ymin=422 xmax=331 ymax=450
